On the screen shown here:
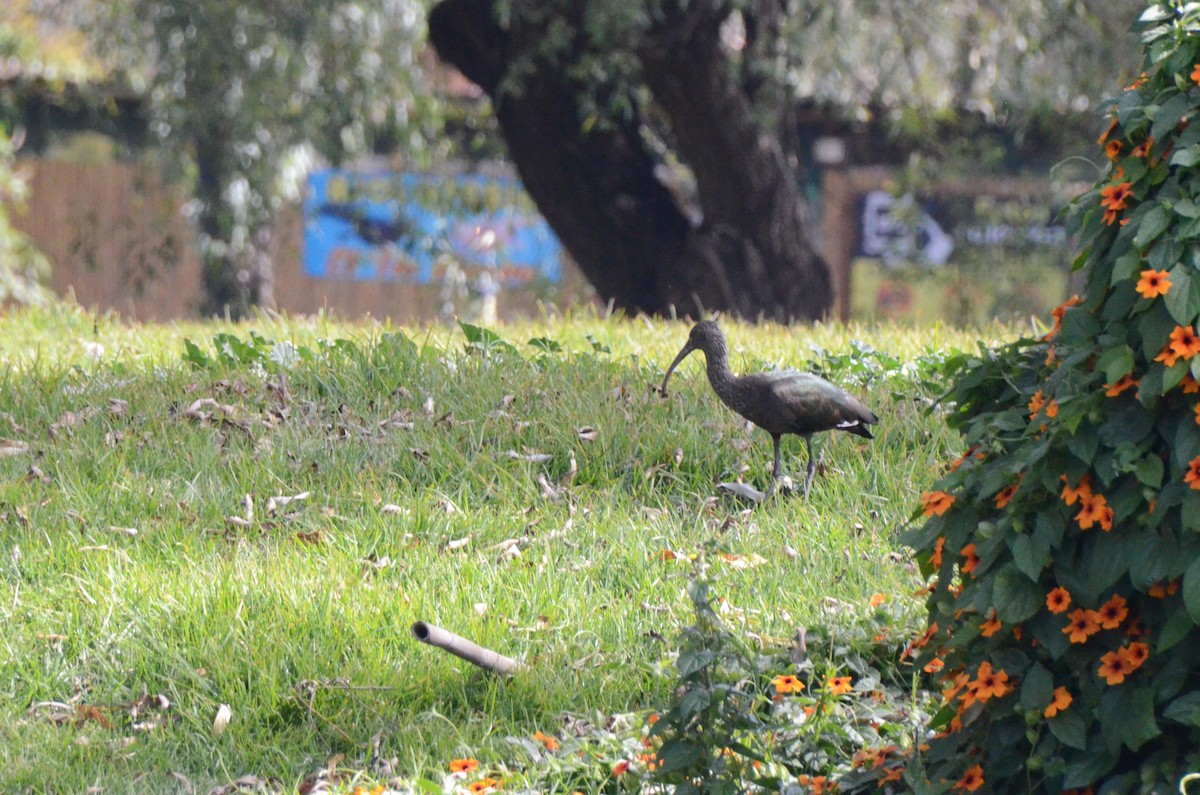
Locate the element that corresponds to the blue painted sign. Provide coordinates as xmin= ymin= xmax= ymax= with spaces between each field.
xmin=303 ymin=169 xmax=562 ymax=285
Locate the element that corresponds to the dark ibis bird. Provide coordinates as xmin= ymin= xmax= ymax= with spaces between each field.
xmin=660 ymin=320 xmax=878 ymax=499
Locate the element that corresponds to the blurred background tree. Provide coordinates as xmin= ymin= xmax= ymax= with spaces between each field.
xmin=1 ymin=0 xmax=1142 ymax=319
xmin=430 ymin=0 xmax=1141 ymax=321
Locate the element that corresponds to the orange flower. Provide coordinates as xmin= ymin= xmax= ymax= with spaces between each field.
xmin=969 ymin=661 xmax=1011 ymax=701
xmin=980 ymin=613 xmax=1002 ymax=637
xmin=1097 ymin=594 xmax=1129 ymax=629
xmin=1098 ymin=648 xmax=1135 ymax=685
xmin=772 ymin=674 xmax=804 ymax=694
xmin=1044 ymin=686 xmax=1073 ymax=718
xmin=948 ymin=446 xmax=984 ymax=471
xmin=870 ymin=592 xmax=887 ymax=608
xmin=1156 ymin=343 xmax=1183 ymax=367
xmin=450 ymin=759 xmax=480 ymax=774
xmin=1187 ymin=456 xmax=1200 ymax=490
xmin=994 ymin=481 xmax=1019 ymax=509
xmin=1126 ymin=72 xmax=1147 ymax=90
xmin=955 ymin=764 xmax=985 ymax=792
xmin=1105 ymin=140 xmax=1123 ymax=160
xmin=942 ymin=672 xmax=970 ymax=704
xmin=827 ymin=675 xmax=853 ymax=696
xmin=1193 ymin=63 xmax=1200 ymax=85
xmin=532 ymin=731 xmax=559 ymax=751
xmin=611 ymin=760 xmax=630 ymax=777
xmin=1170 ymin=325 xmax=1200 ymax=360
xmin=880 ymin=766 xmax=903 ymax=784
xmin=1137 ymin=268 xmax=1172 ymax=298
xmin=923 ymin=657 xmax=945 ymax=673
xmin=1126 ymin=641 xmax=1150 ymax=668
xmin=1131 ymin=137 xmax=1154 ymax=159
xmin=1046 ymin=295 xmax=1083 ymax=339
xmin=930 ymin=536 xmax=945 ymax=568
xmin=1044 ymin=399 xmax=1058 ymax=418
xmin=1184 ymin=374 xmax=1200 ymax=393
xmin=1061 ymin=474 xmax=1093 ymax=506
xmin=1098 ymin=117 xmax=1119 ymax=144
xmin=1046 ymin=587 xmax=1071 ymax=614
xmin=1105 ymin=373 xmax=1139 ymax=397
xmin=468 ymin=778 xmax=499 ymax=795
xmin=1028 ymin=389 xmax=1047 ymax=417
xmin=1076 ymin=492 xmax=1113 ymax=531
xmin=1100 ymin=181 xmax=1133 ymax=212
xmin=921 ymin=490 xmax=956 ymax=517
xmin=1063 ymin=608 xmax=1102 ymax=643
xmin=960 ymin=543 xmax=980 ymax=575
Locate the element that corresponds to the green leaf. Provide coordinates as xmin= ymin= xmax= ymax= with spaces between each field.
xmin=1158 ymin=609 xmax=1195 ymax=653
xmin=1171 ymin=146 xmax=1200 ymax=168
xmin=1134 ymin=455 xmax=1164 ymax=488
xmin=1062 ymin=748 xmax=1118 ymax=788
xmin=1086 ymin=534 xmax=1129 ymax=597
xmin=1047 ymin=708 xmax=1089 ymax=751
xmin=1166 ymin=267 xmax=1200 ymax=326
xmin=1020 ymin=663 xmax=1053 ymax=712
xmin=992 ymin=565 xmax=1043 ymax=624
xmin=1151 ymin=92 xmax=1194 ymax=144
xmin=1163 ymin=692 xmax=1200 ymax=727
xmin=182 ymin=338 xmax=211 ymax=368
xmin=527 ymin=336 xmax=562 ymax=354
xmin=1183 ymin=557 xmax=1200 ymax=626
xmin=677 ymin=649 xmax=715 ymax=677
xmin=1096 ymin=345 xmax=1135 ymax=384
xmin=1011 ymin=533 xmax=1050 ymax=580
xmin=658 ymin=740 xmax=703 ymax=773
xmin=1099 ymin=686 xmax=1160 ymax=752
xmin=1134 ymin=204 xmax=1172 ymax=250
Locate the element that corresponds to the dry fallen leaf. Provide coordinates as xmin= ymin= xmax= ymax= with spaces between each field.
xmin=445 ymin=536 xmax=471 ymax=552
xmin=719 ymin=552 xmax=768 ymax=570
xmin=267 ymin=492 xmax=309 ymax=515
xmin=0 ymin=440 xmax=30 ymax=457
xmin=380 ymin=504 xmax=407 ymax=515
xmin=295 ymin=530 xmax=323 ymax=545
xmin=576 ymin=426 xmax=598 ymax=442
xmin=107 ymin=526 xmax=138 ymax=537
xmin=506 ymin=450 xmax=553 ymax=464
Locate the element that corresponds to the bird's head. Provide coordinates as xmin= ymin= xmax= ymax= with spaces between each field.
xmin=661 ymin=320 xmax=725 ymax=397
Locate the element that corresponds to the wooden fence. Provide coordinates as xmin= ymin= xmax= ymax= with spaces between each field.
xmin=11 ymin=158 xmax=589 ymax=322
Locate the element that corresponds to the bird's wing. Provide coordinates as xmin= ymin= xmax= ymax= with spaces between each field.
xmin=755 ymin=371 xmax=877 ymax=435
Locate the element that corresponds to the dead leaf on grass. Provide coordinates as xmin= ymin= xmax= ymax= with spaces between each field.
xmin=506 ymin=449 xmax=552 ymax=464
xmin=108 ymin=526 xmax=138 ymax=537
xmin=445 ymin=535 xmax=471 ymax=552
xmin=719 ymin=552 xmax=768 ymax=570
xmin=576 ymin=426 xmax=598 ymax=442
xmin=107 ymin=398 xmax=129 ymax=417
xmin=24 ymin=465 xmax=52 ymax=485
xmin=380 ymin=503 xmax=407 ymax=515
xmin=267 ymin=492 xmax=309 ymax=515
xmin=295 ymin=530 xmax=323 ymax=545
xmin=0 ymin=439 xmax=29 ymax=457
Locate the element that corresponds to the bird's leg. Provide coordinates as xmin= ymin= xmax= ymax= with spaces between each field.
xmin=803 ymin=436 xmax=816 ymax=499
xmin=763 ymin=434 xmax=783 ymax=501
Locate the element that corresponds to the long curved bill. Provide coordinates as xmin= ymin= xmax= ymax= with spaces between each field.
xmin=660 ymin=342 xmax=696 ymax=397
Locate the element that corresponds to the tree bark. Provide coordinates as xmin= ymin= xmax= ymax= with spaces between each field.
xmin=428 ymin=0 xmax=832 ymax=322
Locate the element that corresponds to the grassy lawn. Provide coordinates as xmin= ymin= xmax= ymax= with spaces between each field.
xmin=0 ymin=304 xmax=1004 ymax=793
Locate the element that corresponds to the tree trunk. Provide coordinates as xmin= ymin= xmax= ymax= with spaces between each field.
xmin=428 ymin=0 xmax=832 ymax=322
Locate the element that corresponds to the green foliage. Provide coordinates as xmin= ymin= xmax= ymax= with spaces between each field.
xmin=0 ymin=127 xmax=53 ymax=306
xmin=905 ymin=3 xmax=1200 ymax=791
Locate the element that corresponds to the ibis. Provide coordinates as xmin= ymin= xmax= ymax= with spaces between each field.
xmin=660 ymin=320 xmax=878 ymax=499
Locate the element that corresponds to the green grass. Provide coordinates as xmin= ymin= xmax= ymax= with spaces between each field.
xmin=0 ymin=304 xmax=1006 ymax=793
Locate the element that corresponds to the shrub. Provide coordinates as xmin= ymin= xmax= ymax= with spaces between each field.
xmin=0 ymin=128 xmax=53 ymax=307
xmin=905 ymin=3 xmax=1200 ymax=792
